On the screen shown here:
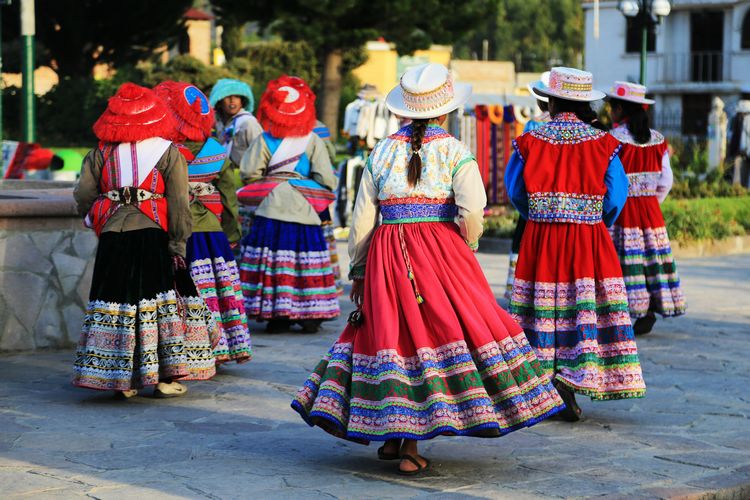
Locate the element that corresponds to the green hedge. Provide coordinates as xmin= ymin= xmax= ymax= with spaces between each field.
xmin=661 ymin=196 xmax=750 ymax=243
xmin=484 ymin=196 xmax=750 ymax=244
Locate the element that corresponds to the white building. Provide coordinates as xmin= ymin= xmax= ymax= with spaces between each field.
xmin=584 ymin=0 xmax=750 ymax=137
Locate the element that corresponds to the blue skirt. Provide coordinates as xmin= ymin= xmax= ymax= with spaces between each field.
xmin=239 ymin=216 xmax=340 ymax=320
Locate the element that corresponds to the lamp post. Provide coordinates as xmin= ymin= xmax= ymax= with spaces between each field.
xmin=618 ymin=0 xmax=672 ymax=85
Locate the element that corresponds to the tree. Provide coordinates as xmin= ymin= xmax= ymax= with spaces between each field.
xmin=454 ymin=0 xmax=583 ymax=72
xmin=212 ymin=0 xmax=495 ymax=138
xmin=1 ymin=0 xmax=192 ymax=77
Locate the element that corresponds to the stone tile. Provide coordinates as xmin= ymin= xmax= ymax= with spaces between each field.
xmin=0 ymin=233 xmax=53 ymax=275
xmin=51 ymin=253 xmax=87 ymax=296
xmin=1 ymin=271 xmax=46 ymax=330
xmin=34 ymin=289 xmax=64 ymax=349
xmin=72 ymin=232 xmax=98 ymax=259
xmin=28 ymin=231 xmax=64 ymax=258
xmin=653 ymin=451 xmax=749 ymax=471
xmin=0 ymin=313 xmax=34 ymax=351
xmin=61 ymin=303 xmax=83 ymax=345
xmin=76 ymin=259 xmax=95 ymax=307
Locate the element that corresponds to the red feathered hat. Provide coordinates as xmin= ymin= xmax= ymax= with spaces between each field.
xmin=93 ymin=83 xmax=176 ymax=143
xmin=257 ymin=76 xmax=317 ymax=138
xmin=153 ymin=81 xmax=214 ymax=143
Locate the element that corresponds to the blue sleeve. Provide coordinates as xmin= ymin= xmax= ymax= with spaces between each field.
xmin=504 ymin=150 xmax=528 ymax=219
xmin=602 ymin=154 xmax=629 ymax=227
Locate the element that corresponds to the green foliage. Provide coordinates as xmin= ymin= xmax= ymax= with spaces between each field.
xmin=35 ymin=66 xmax=148 ymax=146
xmin=483 ymin=212 xmax=519 ymax=238
xmin=454 ymin=0 xmax=583 ymax=71
xmin=2 ymin=0 xmax=192 ymax=76
xmin=140 ymin=55 xmax=236 ymax=95
xmin=661 ymin=197 xmax=750 ymax=243
xmin=668 ymin=138 xmax=748 ymax=199
xmin=233 ymin=41 xmax=321 ymax=104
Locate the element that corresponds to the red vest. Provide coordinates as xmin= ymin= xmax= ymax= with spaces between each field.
xmin=86 ymin=142 xmax=169 ymax=236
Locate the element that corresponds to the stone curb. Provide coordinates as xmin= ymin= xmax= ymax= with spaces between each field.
xmin=0 ymin=188 xmax=78 ymax=217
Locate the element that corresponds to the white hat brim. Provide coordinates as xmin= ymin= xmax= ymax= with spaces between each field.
xmin=533 ymin=86 xmax=606 ymax=103
xmin=386 ymin=83 xmax=472 ymax=119
xmin=527 ymin=81 xmax=549 ymax=103
xmin=605 ymin=91 xmax=655 ymax=105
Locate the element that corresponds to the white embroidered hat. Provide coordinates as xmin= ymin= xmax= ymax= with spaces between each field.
xmin=532 ymin=67 xmax=606 ymax=103
xmin=527 ymin=71 xmax=551 ymax=103
xmin=606 ymin=80 xmax=655 ymax=105
xmin=385 ymin=63 xmax=472 ymax=119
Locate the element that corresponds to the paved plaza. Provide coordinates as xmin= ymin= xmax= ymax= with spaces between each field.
xmin=1 ymin=247 xmax=749 ymax=499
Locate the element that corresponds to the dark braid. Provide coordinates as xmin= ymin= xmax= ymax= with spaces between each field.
xmin=611 ymin=98 xmax=651 ymax=144
xmin=550 ymin=97 xmax=607 ymax=131
xmin=408 ymin=119 xmax=429 ymax=187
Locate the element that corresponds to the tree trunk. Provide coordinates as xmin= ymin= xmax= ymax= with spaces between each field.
xmin=318 ymin=49 xmax=343 ymax=141
xmin=221 ymin=22 xmax=244 ymax=61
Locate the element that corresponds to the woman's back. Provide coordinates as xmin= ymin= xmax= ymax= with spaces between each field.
xmin=369 ymin=124 xmax=474 ymax=203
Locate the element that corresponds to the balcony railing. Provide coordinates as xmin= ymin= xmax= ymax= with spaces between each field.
xmin=656 ymin=51 xmax=729 ymax=84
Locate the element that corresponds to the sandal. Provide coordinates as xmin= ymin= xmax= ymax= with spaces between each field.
xmin=377 ymin=444 xmax=401 ymax=461
xmin=397 ymin=454 xmax=430 ymax=476
xmin=552 ymin=379 xmax=582 ymax=422
xmin=114 ymin=389 xmax=138 ymax=400
xmin=153 ymin=381 xmax=188 ymax=398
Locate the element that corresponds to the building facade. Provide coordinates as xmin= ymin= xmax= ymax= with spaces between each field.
xmin=584 ymin=0 xmax=750 ymax=137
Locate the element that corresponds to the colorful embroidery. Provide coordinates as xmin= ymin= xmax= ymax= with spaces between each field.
xmin=292 ymin=336 xmax=564 ymax=441
xmin=380 ymin=197 xmax=457 ymax=224
xmin=189 ymin=234 xmax=252 ymax=363
xmin=73 ymin=293 xmax=189 ymax=391
xmin=530 ymin=113 xmax=606 ymax=145
xmin=610 ymin=224 xmax=686 ymax=319
xmin=627 ymin=172 xmax=660 ymax=197
xmin=528 ymin=192 xmax=604 ymax=224
xmin=389 ymin=124 xmax=452 ymax=144
xmin=509 ymin=277 xmax=646 ymax=400
xmin=368 ymin=126 xmax=474 ymax=202
xmin=240 ymin=218 xmax=340 ymax=320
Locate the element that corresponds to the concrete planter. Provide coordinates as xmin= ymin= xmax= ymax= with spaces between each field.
xmin=0 ymin=180 xmax=97 ymax=352
xmin=671 ymin=235 xmax=750 ymax=259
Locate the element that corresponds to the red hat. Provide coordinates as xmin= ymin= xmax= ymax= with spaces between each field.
xmin=257 ymin=76 xmax=317 ymax=138
xmin=93 ymin=83 xmax=176 ymax=143
xmin=153 ymin=81 xmax=214 ymax=143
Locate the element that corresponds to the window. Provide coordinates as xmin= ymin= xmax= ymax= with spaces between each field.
xmin=625 ymin=17 xmax=656 ymax=53
xmin=682 ymin=94 xmax=711 ymax=137
xmin=742 ymin=10 xmax=750 ymax=49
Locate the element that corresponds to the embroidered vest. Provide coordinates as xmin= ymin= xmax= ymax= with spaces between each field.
xmin=185 ymin=138 xmax=227 ymax=221
xmin=86 ymin=138 xmax=171 ymax=236
xmin=514 ymin=114 xmax=621 ymax=224
xmin=611 ymin=126 xmax=668 ymax=198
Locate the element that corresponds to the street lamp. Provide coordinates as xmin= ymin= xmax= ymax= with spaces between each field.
xmin=618 ymin=0 xmax=672 ymax=85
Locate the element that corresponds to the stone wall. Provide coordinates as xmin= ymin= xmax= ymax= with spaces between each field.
xmin=0 ymin=181 xmax=97 ymax=351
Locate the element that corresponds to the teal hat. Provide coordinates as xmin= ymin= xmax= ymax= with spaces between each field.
xmin=209 ymin=78 xmax=255 ymax=111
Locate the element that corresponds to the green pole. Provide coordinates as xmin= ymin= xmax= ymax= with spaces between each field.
xmin=640 ymin=12 xmax=648 ymax=85
xmin=21 ymin=0 xmax=35 ymax=143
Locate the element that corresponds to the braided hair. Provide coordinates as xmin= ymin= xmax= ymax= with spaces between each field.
xmin=408 ymin=119 xmax=429 ymax=186
xmin=610 ymin=98 xmax=651 ymax=144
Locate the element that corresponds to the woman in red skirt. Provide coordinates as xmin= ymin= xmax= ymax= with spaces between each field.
xmin=292 ymin=63 xmax=564 ymax=475
xmin=606 ymin=81 xmax=686 ymax=335
xmin=506 ymin=68 xmax=646 ymax=421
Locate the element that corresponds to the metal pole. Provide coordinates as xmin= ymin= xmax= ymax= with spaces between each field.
xmin=20 ymin=0 xmax=35 ymax=143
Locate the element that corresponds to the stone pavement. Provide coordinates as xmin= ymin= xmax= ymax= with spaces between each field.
xmin=1 ymin=248 xmax=749 ymax=499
